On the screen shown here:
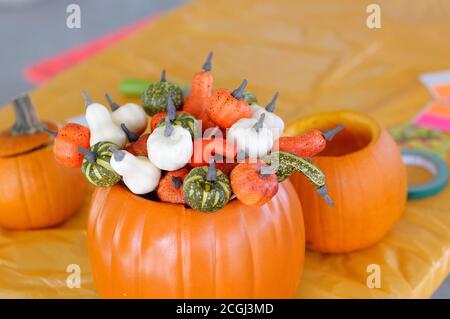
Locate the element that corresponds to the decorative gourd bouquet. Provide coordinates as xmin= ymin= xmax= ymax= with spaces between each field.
xmin=49 ymin=53 xmax=343 ymax=213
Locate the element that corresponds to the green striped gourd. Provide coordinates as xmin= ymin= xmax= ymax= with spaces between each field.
xmin=157 ymin=112 xmax=199 ymax=138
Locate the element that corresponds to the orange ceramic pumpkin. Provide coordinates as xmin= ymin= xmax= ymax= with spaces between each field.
xmin=286 ymin=111 xmax=407 ymax=253
xmin=88 ymin=181 xmax=305 ymax=298
xmin=0 ymin=94 xmax=88 ymax=230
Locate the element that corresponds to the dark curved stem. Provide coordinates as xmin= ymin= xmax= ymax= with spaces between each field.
xmin=10 ymin=94 xmax=44 ymax=135
xmin=109 ymin=146 xmax=126 ymax=161
xmin=160 ymin=69 xmax=167 ymax=82
xmin=265 ymin=92 xmax=279 ymax=112
xmin=105 ymin=93 xmax=120 ymax=111
xmin=323 ymin=124 xmax=345 ymax=141
xmin=206 ymin=160 xmax=217 ymax=182
xmin=252 ymin=113 xmax=266 ymax=133
xmin=202 ymin=51 xmax=213 ymax=72
xmin=231 ymin=79 xmax=248 ymax=99
xmin=171 ymin=176 xmax=183 ymax=189
xmin=82 ymin=90 xmax=92 ymax=107
xmin=164 ymin=116 xmax=174 ymax=137
xmin=43 ymin=126 xmax=58 ymax=138
xmin=121 ymin=123 xmax=139 ymax=142
xmin=316 ymin=185 xmax=334 ymax=206
xmin=78 ymin=147 xmax=97 ymax=164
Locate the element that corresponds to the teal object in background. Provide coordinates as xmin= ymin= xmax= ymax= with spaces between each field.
xmin=402 ymin=149 xmax=448 ymax=199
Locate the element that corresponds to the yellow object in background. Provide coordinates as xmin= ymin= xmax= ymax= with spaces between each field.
xmin=0 ymin=0 xmax=449 ymax=298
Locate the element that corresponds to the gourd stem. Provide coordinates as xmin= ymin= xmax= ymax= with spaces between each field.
xmin=202 ymin=51 xmax=213 ymax=72
xmin=82 ymin=90 xmax=93 ymax=107
xmin=171 ymin=176 xmax=183 ymax=189
xmin=109 ymin=146 xmax=126 ymax=161
xmin=260 ymin=164 xmax=274 ymax=176
xmin=323 ymin=124 xmax=345 ymax=141
xmin=231 ymin=79 xmax=248 ymax=100
xmin=78 ymin=147 xmax=97 ymax=164
xmin=160 ymin=69 xmax=167 ymax=82
xmin=164 ymin=116 xmax=174 ymax=137
xmin=252 ymin=113 xmax=266 ymax=133
xmin=316 ymin=185 xmax=334 ymax=206
xmin=121 ymin=123 xmax=139 ymax=142
xmin=265 ymin=92 xmax=279 ymax=112
xmin=236 ymin=150 xmax=246 ymax=162
xmin=167 ymin=94 xmax=176 ymax=121
xmin=43 ymin=127 xmax=58 ymax=138
xmin=10 ymin=94 xmax=44 ymax=135
xmin=105 ymin=93 xmax=120 ymax=111
xmin=206 ymin=160 xmax=217 ymax=182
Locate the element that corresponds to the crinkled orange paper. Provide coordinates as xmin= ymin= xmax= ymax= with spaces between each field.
xmin=0 ymin=0 xmax=449 ymax=298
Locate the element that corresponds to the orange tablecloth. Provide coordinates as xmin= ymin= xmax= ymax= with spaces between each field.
xmin=0 ymin=0 xmax=449 ymax=298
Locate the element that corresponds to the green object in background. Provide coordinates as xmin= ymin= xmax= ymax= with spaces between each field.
xmin=120 ymin=79 xmax=189 ymax=98
xmin=389 ymin=123 xmax=450 ymax=159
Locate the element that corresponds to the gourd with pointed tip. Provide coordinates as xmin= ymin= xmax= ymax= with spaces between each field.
xmin=147 ymin=113 xmax=193 ymax=171
xmin=83 ymin=91 xmax=127 ymax=147
xmin=183 ymin=161 xmax=231 ymax=212
xmin=109 ymin=147 xmax=161 ymax=195
xmin=80 ymin=141 xmax=121 ymax=187
xmin=227 ymin=113 xmax=273 ymax=158
xmin=251 ymin=92 xmax=285 ymax=139
xmin=105 ymin=93 xmax=148 ymax=135
xmin=141 ymin=69 xmax=184 ymax=116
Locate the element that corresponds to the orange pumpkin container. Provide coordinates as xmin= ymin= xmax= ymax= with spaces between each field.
xmin=88 ymin=180 xmax=305 ymax=298
xmin=0 ymin=94 xmax=88 ymax=230
xmin=286 ymin=111 xmax=407 ymax=253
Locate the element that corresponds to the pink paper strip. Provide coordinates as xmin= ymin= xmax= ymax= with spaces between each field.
xmin=414 ymin=113 xmax=450 ymax=132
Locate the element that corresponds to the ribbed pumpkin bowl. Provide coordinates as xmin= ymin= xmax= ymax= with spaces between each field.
xmin=88 ymin=180 xmax=305 ymax=298
xmin=285 ymin=111 xmax=407 ymax=253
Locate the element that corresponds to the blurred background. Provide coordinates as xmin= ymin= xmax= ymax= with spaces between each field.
xmin=0 ymin=0 xmax=448 ymax=299
xmin=0 ymin=0 xmax=185 ymax=105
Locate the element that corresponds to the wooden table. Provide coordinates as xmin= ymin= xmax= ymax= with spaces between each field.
xmin=0 ymin=0 xmax=449 ymax=298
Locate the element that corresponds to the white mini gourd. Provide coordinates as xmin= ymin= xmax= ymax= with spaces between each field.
xmin=250 ymin=92 xmax=284 ymax=139
xmin=227 ymin=113 xmax=273 ymax=159
xmin=147 ymin=96 xmax=193 ymax=171
xmin=83 ymin=91 xmax=127 ymax=147
xmin=105 ymin=93 xmax=148 ymax=135
xmin=109 ymin=147 xmax=161 ymax=194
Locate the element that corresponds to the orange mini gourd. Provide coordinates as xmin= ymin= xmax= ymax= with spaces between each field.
xmin=0 ymin=94 xmax=88 ymax=230
xmin=88 ymin=180 xmax=305 ymax=298
xmin=286 ymin=111 xmax=407 ymax=253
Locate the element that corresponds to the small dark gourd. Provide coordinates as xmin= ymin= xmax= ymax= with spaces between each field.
xmin=263 ymin=151 xmax=333 ymax=205
xmin=183 ymin=161 xmax=231 ymax=212
xmin=156 ymin=95 xmax=199 ymax=138
xmin=141 ymin=70 xmax=184 ymax=116
xmin=79 ymin=141 xmax=122 ymax=187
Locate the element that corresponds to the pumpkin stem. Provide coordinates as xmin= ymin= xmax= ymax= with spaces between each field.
xmin=43 ymin=127 xmax=58 ymax=138
xmin=252 ymin=113 xmax=266 ymax=132
xmin=206 ymin=160 xmax=217 ymax=182
xmin=82 ymin=90 xmax=93 ymax=107
xmin=10 ymin=94 xmax=44 ymax=135
xmin=260 ymin=163 xmax=275 ymax=176
xmin=171 ymin=176 xmax=183 ymax=189
xmin=316 ymin=185 xmax=334 ymax=206
xmin=109 ymin=146 xmax=126 ymax=162
xmin=167 ymin=94 xmax=176 ymax=121
xmin=121 ymin=123 xmax=139 ymax=142
xmin=77 ymin=147 xmax=97 ymax=164
xmin=160 ymin=69 xmax=167 ymax=82
xmin=105 ymin=93 xmax=120 ymax=111
xmin=265 ymin=92 xmax=279 ymax=112
xmin=231 ymin=79 xmax=248 ymax=100
xmin=164 ymin=116 xmax=174 ymax=137
xmin=323 ymin=124 xmax=345 ymax=141
xmin=237 ymin=150 xmax=246 ymax=162
xmin=202 ymin=51 xmax=213 ymax=72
